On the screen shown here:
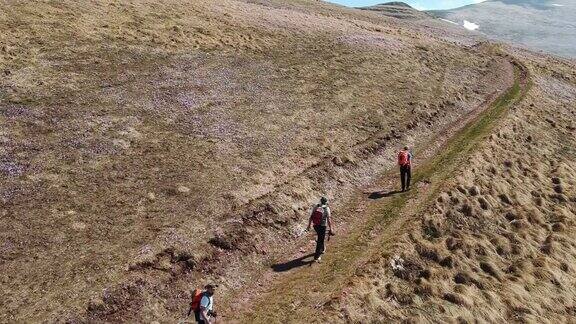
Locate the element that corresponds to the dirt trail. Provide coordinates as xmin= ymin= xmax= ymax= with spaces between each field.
xmin=221 ymin=58 xmax=530 ymax=323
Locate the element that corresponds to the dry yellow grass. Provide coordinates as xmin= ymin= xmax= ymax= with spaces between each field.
xmin=232 ymin=51 xmax=527 ymax=323
xmin=320 ymin=52 xmax=576 ymax=323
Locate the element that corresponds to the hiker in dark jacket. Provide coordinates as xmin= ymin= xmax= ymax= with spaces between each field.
xmin=306 ymin=197 xmax=333 ymax=262
xmin=398 ymin=146 xmax=413 ymax=192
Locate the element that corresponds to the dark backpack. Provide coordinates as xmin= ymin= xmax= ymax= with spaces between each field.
xmin=311 ymin=206 xmax=326 ymax=226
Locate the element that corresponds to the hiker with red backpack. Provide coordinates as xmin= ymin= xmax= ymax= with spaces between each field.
xmin=398 ymin=146 xmax=413 ymax=192
xmin=188 ymin=284 xmax=218 ymax=323
xmin=306 ymin=197 xmax=334 ymax=262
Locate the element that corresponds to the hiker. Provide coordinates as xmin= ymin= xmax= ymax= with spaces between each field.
xmin=398 ymin=146 xmax=413 ymax=192
xmin=306 ymin=196 xmax=333 ymax=262
xmin=189 ymin=284 xmax=218 ymax=323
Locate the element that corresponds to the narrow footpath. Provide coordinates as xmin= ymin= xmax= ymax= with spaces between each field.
xmin=222 ymin=59 xmax=530 ymax=323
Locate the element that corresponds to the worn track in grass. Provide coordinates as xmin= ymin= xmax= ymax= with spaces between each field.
xmin=230 ymin=58 xmax=530 ymax=324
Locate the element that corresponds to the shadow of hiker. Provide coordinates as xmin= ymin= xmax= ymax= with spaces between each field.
xmin=368 ymin=190 xmax=401 ymax=199
xmin=271 ymin=253 xmax=315 ymax=272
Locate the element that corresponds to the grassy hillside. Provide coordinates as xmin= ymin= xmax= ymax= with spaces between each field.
xmin=0 ymin=0 xmax=539 ymax=322
xmin=359 ymin=2 xmax=431 ymax=20
xmin=229 ymin=45 xmax=576 ymax=324
xmin=312 ymin=52 xmax=576 ymax=323
xmin=237 ymin=54 xmax=527 ymax=323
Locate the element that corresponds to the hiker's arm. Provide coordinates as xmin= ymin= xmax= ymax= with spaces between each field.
xmin=200 ymin=306 xmax=211 ymax=323
xmin=306 ymin=208 xmax=313 ymax=230
xmin=327 ymin=207 xmax=333 ymax=233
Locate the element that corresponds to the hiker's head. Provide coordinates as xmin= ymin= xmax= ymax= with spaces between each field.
xmin=320 ymin=196 xmax=328 ymax=205
xmin=205 ymin=284 xmax=217 ymax=296
xmin=403 ymin=146 xmax=409 ymax=151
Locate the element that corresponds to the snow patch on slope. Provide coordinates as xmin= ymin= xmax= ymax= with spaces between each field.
xmin=463 ymin=20 xmax=480 ymax=31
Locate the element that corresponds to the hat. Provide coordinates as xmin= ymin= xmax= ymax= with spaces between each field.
xmin=205 ymin=284 xmax=218 ymax=289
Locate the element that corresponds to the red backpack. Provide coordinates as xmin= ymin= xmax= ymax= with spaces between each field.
xmin=311 ymin=206 xmax=326 ymax=226
xmin=398 ymin=150 xmax=410 ymax=166
xmin=190 ymin=289 xmax=204 ymax=311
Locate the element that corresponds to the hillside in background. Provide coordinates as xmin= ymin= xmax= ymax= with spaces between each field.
xmin=1 ymin=0 xmax=575 ymax=323
xmin=429 ymin=0 xmax=576 ymax=58
xmin=358 ymin=2 xmax=431 ymax=20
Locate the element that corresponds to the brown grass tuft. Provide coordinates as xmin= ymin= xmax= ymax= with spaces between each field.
xmin=480 ymin=261 xmax=503 ymax=280
xmin=443 ymin=292 xmax=472 ymax=306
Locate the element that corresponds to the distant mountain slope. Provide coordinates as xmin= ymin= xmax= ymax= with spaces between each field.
xmin=359 ymin=2 xmax=431 ymax=20
xmin=429 ymin=0 xmax=576 ymax=58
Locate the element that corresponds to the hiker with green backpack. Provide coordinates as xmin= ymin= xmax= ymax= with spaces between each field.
xmin=188 ymin=284 xmax=218 ymax=323
xmin=306 ymin=196 xmax=334 ymax=262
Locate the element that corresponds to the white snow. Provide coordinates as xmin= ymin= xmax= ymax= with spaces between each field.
xmin=551 ymin=4 xmax=564 ymax=6
xmin=463 ymin=20 xmax=480 ymax=31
